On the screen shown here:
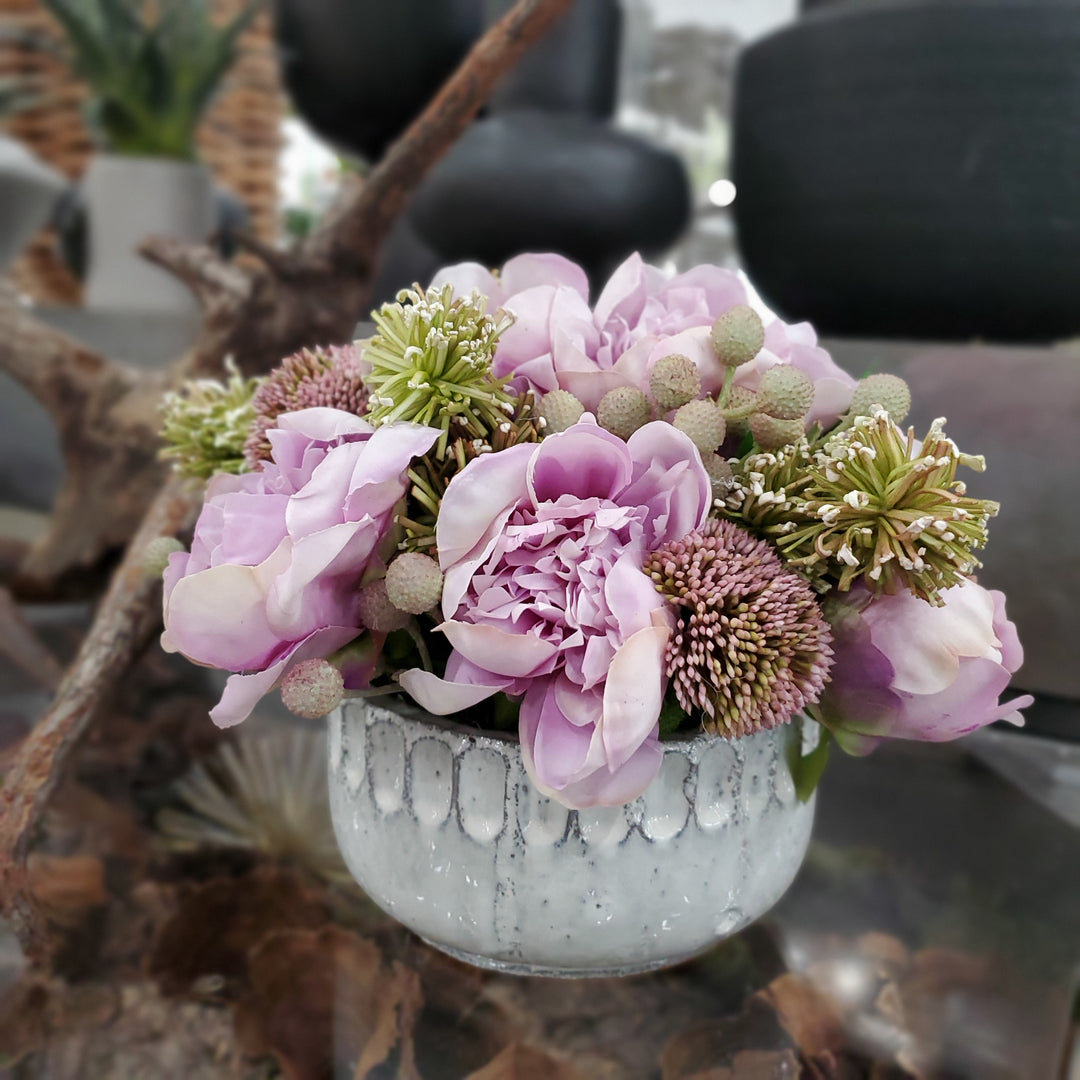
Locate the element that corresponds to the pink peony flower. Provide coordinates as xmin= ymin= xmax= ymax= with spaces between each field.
xmin=430 ymin=252 xmax=856 ymax=426
xmin=817 ymin=581 xmax=1034 ymax=754
xmin=399 ymin=415 xmax=712 ymax=808
xmin=162 ymin=408 xmax=438 ymax=727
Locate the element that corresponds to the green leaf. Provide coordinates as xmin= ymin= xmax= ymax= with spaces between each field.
xmin=490 ymin=693 xmax=520 ymax=733
xmin=41 ymin=0 xmax=263 ymax=158
xmin=40 ymin=0 xmax=112 ymax=82
xmin=658 ymin=694 xmax=689 ymax=738
xmin=786 ymin=721 xmax=831 ymax=803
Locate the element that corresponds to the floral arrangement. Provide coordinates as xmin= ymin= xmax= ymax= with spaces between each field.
xmin=157 ymin=253 xmax=1032 ymax=809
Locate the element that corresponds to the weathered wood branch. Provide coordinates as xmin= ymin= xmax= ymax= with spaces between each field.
xmin=0 ymin=283 xmax=109 ymax=417
xmin=0 ymin=587 xmax=63 ymax=692
xmin=139 ymin=238 xmax=252 ymax=312
xmin=0 ymin=474 xmax=200 ymax=960
xmin=304 ymin=0 xmax=575 ymax=275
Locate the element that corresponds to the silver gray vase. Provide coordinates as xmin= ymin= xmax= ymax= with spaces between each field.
xmin=329 ymin=698 xmax=816 ymax=977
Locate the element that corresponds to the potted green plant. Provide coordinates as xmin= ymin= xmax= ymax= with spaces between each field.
xmin=0 ymin=79 xmax=66 ymax=274
xmin=42 ymin=0 xmax=262 ymax=312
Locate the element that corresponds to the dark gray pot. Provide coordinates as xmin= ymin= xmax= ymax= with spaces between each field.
xmin=733 ymin=1 xmax=1080 ymax=342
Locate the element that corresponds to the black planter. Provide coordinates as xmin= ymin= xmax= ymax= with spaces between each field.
xmin=274 ymin=0 xmax=483 ymax=160
xmin=406 ymin=110 xmax=691 ymax=284
xmin=733 ymin=1 xmax=1080 ymax=342
xmin=485 ymin=0 xmax=622 ymax=119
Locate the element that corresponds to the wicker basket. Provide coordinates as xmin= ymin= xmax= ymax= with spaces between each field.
xmin=0 ymin=0 xmax=285 ymax=304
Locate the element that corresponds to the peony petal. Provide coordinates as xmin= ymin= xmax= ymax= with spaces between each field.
xmin=273 ymin=406 xmax=373 ymax=442
xmin=594 ymin=252 xmax=648 ymax=329
xmin=622 ymin=422 xmax=711 ymax=546
xmin=208 ymin=625 xmax=359 ymax=728
xmin=500 ymin=252 xmax=590 ymax=300
xmin=397 ymin=667 xmax=508 ymax=715
xmin=440 ymin=620 xmax=559 ymax=678
xmin=885 ymin=657 xmax=1024 ymax=742
xmin=864 ymin=584 xmax=999 ymax=696
xmin=604 ymin=554 xmax=666 ymax=640
xmin=601 ymin=623 xmax=668 ymax=770
xmin=990 ymin=589 xmax=1025 ymax=674
xmin=162 ymin=560 xmax=283 ymax=672
xmin=520 ymin=677 xmax=600 ymax=791
xmin=429 ymin=261 xmax=500 ymax=300
xmin=267 ymin=522 xmax=377 ymax=634
xmin=526 ymin=417 xmax=633 ymax=504
xmin=436 ymin=443 xmax=534 ymax=569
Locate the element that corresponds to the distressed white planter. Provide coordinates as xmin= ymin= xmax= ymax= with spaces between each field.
xmin=83 ymin=155 xmax=215 ymax=314
xmin=329 ymin=698 xmax=817 ymax=977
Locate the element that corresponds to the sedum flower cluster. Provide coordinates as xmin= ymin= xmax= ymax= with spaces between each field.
xmin=158 ymin=253 xmax=1031 ymax=809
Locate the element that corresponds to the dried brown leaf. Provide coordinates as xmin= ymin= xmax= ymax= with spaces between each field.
xmin=148 ymin=867 xmax=330 ymax=997
xmin=756 ymin=974 xmax=846 ymax=1060
xmin=27 ymin=854 xmax=107 ymax=921
xmin=0 ymin=973 xmax=118 ymax=1066
xmin=684 ymin=1048 xmax=802 ymax=1079
xmin=856 ymin=934 xmax=911 ymax=980
xmin=465 ymin=1042 xmax=587 ymax=1080
xmin=233 ymin=924 xmax=422 ymax=1080
xmin=661 ymin=999 xmax=794 ymax=1080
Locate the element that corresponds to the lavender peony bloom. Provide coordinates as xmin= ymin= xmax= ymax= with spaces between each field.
xmin=399 ymin=415 xmax=712 ymax=808
xmin=430 ymin=252 xmax=856 ymax=426
xmin=818 ymin=581 xmax=1034 ymax=754
xmin=162 ymin=408 xmax=438 ymax=727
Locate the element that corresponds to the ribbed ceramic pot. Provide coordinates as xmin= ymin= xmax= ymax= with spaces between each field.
xmin=329 ymin=698 xmax=817 ymax=977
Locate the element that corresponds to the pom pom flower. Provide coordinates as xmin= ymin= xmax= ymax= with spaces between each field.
xmin=244 ymin=344 xmax=368 ymax=466
xmin=645 ymin=519 xmax=833 ymax=738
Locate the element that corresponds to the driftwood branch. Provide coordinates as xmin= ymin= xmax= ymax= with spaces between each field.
xmin=139 ymin=238 xmax=253 ymax=311
xmin=0 ymin=474 xmax=200 ymax=960
xmin=0 ymin=283 xmax=108 ymax=417
xmin=304 ymin=0 xmax=575 ymax=275
xmin=0 ymin=587 xmax=63 ymax=692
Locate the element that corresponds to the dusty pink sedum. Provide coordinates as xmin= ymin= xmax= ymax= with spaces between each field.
xmin=818 ymin=580 xmax=1033 ymax=754
xmin=399 ymin=415 xmax=713 ymax=809
xmin=161 ymin=408 xmax=438 ymax=727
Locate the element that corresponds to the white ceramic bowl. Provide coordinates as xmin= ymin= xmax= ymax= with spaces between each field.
xmin=329 ymin=698 xmax=816 ymax=977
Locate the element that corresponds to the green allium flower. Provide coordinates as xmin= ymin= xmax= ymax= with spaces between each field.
xmin=396 ymin=390 xmax=542 ymax=552
xmin=726 ymin=409 xmax=999 ymax=604
xmin=363 ymin=284 xmax=516 ymax=457
xmin=160 ymin=363 xmax=260 ymax=479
